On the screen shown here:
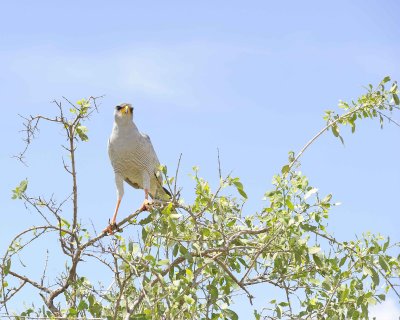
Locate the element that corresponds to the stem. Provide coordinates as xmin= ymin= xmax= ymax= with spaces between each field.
xmin=69 ymin=125 xmax=78 ymax=233
xmin=290 ymin=104 xmax=364 ymax=170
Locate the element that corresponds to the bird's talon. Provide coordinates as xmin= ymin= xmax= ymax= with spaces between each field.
xmin=102 ymin=222 xmax=119 ymax=235
xmin=139 ymin=199 xmax=153 ymax=212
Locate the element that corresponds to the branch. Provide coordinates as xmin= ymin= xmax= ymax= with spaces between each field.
xmin=214 ymin=257 xmax=254 ymax=304
xmin=7 ymin=270 xmax=51 ymax=294
xmin=289 ymin=104 xmax=364 ymax=170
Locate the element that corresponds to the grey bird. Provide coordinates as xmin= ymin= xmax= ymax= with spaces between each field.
xmin=104 ymin=103 xmax=171 ymax=234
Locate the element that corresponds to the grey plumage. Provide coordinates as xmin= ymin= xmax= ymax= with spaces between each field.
xmin=107 ymin=103 xmax=170 ymax=228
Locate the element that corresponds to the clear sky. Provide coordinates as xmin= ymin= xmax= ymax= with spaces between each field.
xmin=1 ymin=1 xmax=399 ymax=318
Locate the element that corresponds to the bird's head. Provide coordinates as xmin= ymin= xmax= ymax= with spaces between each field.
xmin=114 ymin=103 xmax=134 ymax=124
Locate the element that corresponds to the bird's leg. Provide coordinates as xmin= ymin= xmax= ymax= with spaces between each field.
xmin=103 ymin=198 xmax=121 ymax=235
xmin=111 ymin=198 xmax=122 ymax=225
xmin=139 ymin=189 xmax=152 ymax=212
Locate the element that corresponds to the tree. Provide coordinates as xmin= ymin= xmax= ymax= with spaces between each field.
xmin=1 ymin=78 xmax=399 ymax=320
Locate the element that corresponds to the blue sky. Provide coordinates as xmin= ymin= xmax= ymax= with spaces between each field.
xmin=1 ymin=1 xmax=399 ymax=318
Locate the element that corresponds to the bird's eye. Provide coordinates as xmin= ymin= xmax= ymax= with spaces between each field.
xmin=116 ymin=105 xmax=122 ymax=110
xmin=129 ymin=107 xmax=134 ymax=112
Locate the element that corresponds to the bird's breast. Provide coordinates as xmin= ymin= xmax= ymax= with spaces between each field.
xmin=109 ymin=136 xmax=152 ymax=173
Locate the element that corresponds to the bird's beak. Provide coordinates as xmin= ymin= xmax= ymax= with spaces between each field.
xmin=123 ymin=105 xmax=130 ymax=114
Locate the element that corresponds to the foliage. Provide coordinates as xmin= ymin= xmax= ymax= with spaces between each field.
xmin=1 ymin=79 xmax=399 ymax=319
xmin=324 ymin=76 xmax=399 ymax=143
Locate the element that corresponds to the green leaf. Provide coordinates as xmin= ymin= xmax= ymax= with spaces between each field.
xmin=68 ymin=308 xmax=78 ymax=316
xmin=158 ymin=164 xmax=167 ymax=175
xmin=77 ymin=300 xmax=88 ymax=311
xmin=322 ymin=279 xmax=331 ymax=291
xmin=183 ymin=294 xmax=195 ymax=305
xmin=209 ymin=285 xmax=218 ymax=300
xmin=393 ymin=93 xmax=399 ymax=105
xmin=172 ymin=244 xmax=179 ymax=257
xmin=332 ymin=124 xmax=339 ymax=137
xmin=338 ymin=134 xmax=345 ymax=145
xmin=363 ymin=266 xmax=372 ymax=276
xmin=88 ymin=294 xmax=94 ymax=306
xmin=157 ymin=259 xmax=170 ymax=266
xmin=233 ymin=180 xmax=248 ymax=199
xmin=351 ymin=310 xmax=360 ymax=319
xmin=339 ymin=256 xmax=347 ymax=267
xmin=321 ymin=194 xmax=332 ymax=204
xmin=237 ymin=187 xmax=248 ymax=199
xmin=281 ymin=165 xmax=290 ymax=174
xmin=168 ymin=266 xmax=175 ymax=281
xmin=390 ymin=82 xmax=398 ymax=93
xmin=304 ymin=188 xmax=318 ymax=200
xmin=20 ymin=180 xmax=28 ymax=193
xmin=128 ymin=241 xmax=133 ymax=253
xmin=238 ymin=257 xmax=249 ymax=268
xmin=144 ymin=255 xmax=156 ymax=264
xmin=201 ymin=228 xmax=211 ymax=237
xmin=114 ymin=234 xmax=123 ymax=242
xmin=295 ymin=214 xmax=304 ymax=224
xmin=161 ymin=202 xmax=173 ymax=215
xmin=264 ymin=190 xmax=276 ymax=198
xmin=276 ymin=305 xmax=282 ymax=319
xmin=379 ymin=256 xmax=389 ymax=273
xmin=77 ymin=99 xmax=86 ymax=106
xmin=139 ymin=215 xmax=153 ymax=225
xmin=76 ymin=125 xmax=89 ymax=142
xmin=60 ymin=218 xmax=71 ymax=229
xmin=224 ymin=309 xmax=239 ymax=320
xmin=370 ymin=267 xmax=380 ymax=287
xmin=383 ymin=237 xmax=390 ymax=252
xmin=4 ymin=259 xmax=11 ymax=276
xmin=382 ymin=76 xmax=391 ymax=84
xmin=285 ymin=199 xmax=294 ymax=210
xmin=340 ymin=287 xmax=349 ymax=302
xmin=142 ymin=228 xmax=148 ymax=242
xmin=377 ymin=294 xmax=386 ymax=302
xmin=367 ymin=296 xmax=377 ymax=305
xmin=232 ymin=179 xmax=243 ymax=190
xmin=186 ymin=269 xmax=194 ymax=281
xmin=309 ymin=246 xmax=321 ymax=254
xmin=301 ymin=223 xmax=316 ymax=231
xmin=313 ymin=254 xmax=323 ymax=268
xmin=12 ymin=179 xmax=28 ymax=200
xmin=179 ymin=245 xmax=188 ymax=255
xmin=169 ymin=213 xmax=182 ymax=219
xmin=379 ymin=114 xmax=384 ymax=129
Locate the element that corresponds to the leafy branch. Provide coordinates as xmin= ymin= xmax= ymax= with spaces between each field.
xmin=1 ymin=78 xmax=399 ymax=319
xmin=288 ymin=76 xmax=399 ymax=171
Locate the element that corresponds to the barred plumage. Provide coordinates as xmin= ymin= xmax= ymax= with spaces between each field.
xmin=104 ymin=103 xmax=170 ymax=234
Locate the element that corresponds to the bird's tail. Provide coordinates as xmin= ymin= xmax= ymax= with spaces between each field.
xmin=162 ymin=186 xmax=172 ymax=199
xmin=150 ymin=186 xmax=179 ymax=215
xmin=152 ymin=171 xmax=172 ymax=201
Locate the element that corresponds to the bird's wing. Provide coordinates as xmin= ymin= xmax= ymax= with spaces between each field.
xmin=140 ymin=132 xmax=160 ymax=164
xmin=139 ymin=132 xmax=172 ymax=199
xmin=139 ymin=132 xmax=162 ymax=177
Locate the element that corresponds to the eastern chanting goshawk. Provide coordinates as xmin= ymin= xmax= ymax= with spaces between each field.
xmin=104 ymin=103 xmax=171 ymax=234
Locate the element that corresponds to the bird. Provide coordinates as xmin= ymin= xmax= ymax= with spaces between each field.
xmin=104 ymin=103 xmax=171 ymax=234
